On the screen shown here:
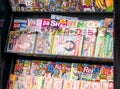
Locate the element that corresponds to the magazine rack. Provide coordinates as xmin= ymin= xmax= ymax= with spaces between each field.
xmin=1 ymin=0 xmax=120 ymax=89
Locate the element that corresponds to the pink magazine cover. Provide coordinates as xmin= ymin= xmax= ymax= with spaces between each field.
xmin=108 ymin=82 xmax=114 ymax=89
xmin=63 ymin=79 xmax=73 ymax=89
xmin=14 ymin=32 xmax=36 ymax=53
xmin=53 ymin=78 xmax=63 ymax=89
xmin=30 ymin=60 xmax=41 ymax=76
xmin=81 ymin=64 xmax=93 ymax=81
xmin=32 ymin=76 xmax=45 ymax=89
xmin=81 ymin=28 xmax=97 ymax=57
xmin=41 ymin=18 xmax=51 ymax=32
xmin=43 ymin=77 xmax=53 ymax=89
xmin=91 ymin=81 xmax=102 ymax=89
xmin=80 ymin=80 xmax=91 ymax=89
xmin=25 ymin=75 xmax=33 ymax=89
xmin=72 ymin=80 xmax=81 ymax=89
xmin=26 ymin=18 xmax=37 ymax=31
xmin=34 ymin=19 xmax=42 ymax=32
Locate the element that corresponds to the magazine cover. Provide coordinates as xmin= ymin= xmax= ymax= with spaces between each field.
xmin=14 ymin=32 xmax=36 ymax=53
xmin=51 ymin=14 xmax=78 ymax=20
xmin=41 ymin=18 xmax=51 ymax=32
xmin=61 ymin=62 xmax=72 ymax=79
xmin=91 ymin=81 xmax=102 ymax=89
xmin=92 ymin=64 xmax=101 ymax=81
xmin=30 ymin=60 xmax=41 ymax=76
xmin=18 ymin=75 xmax=26 ymax=89
xmin=101 ymin=80 xmax=108 ymax=89
xmin=25 ymin=75 xmax=33 ymax=89
xmin=94 ymin=27 xmax=107 ymax=58
xmin=70 ymin=63 xmax=84 ymax=80
xmin=81 ymin=64 xmax=93 ymax=81
xmin=63 ymin=79 xmax=73 ymax=89
xmin=26 ymin=18 xmax=37 ymax=31
xmin=38 ymin=61 xmax=48 ymax=77
xmin=43 ymin=77 xmax=53 ymax=89
xmin=72 ymin=80 xmax=81 ymax=89
xmin=81 ymin=28 xmax=97 ymax=57
xmin=52 ymin=30 xmax=77 ymax=56
xmin=7 ymin=31 xmax=20 ymax=52
xmin=20 ymin=20 xmax=27 ymax=31
xmin=80 ymin=80 xmax=91 ymax=89
xmin=100 ymin=65 xmax=113 ymax=81
xmin=22 ymin=60 xmax=32 ymax=75
xmin=12 ymin=19 xmax=21 ymax=31
xmin=46 ymin=61 xmax=56 ymax=78
xmin=34 ymin=32 xmax=53 ymax=54
xmin=32 ymin=76 xmax=45 ymax=89
xmin=14 ymin=59 xmax=24 ymax=75
xmin=53 ymin=62 xmax=62 ymax=78
xmin=34 ymin=19 xmax=42 ymax=32
xmin=108 ymin=82 xmax=114 ymax=89
xmin=53 ymin=78 xmax=63 ymax=89
xmin=104 ymin=29 xmax=113 ymax=58
xmin=8 ymin=74 xmax=18 ymax=89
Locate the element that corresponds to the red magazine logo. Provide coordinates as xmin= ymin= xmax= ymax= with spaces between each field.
xmin=13 ymin=22 xmax=20 ymax=28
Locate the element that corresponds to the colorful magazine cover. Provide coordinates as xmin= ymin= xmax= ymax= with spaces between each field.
xmin=52 ymin=62 xmax=62 ymax=78
xmin=41 ymin=18 xmax=51 ymax=32
xmin=101 ymin=80 xmax=108 ymax=89
xmin=22 ymin=60 xmax=32 ymax=75
xmin=34 ymin=19 xmax=42 ymax=32
xmin=20 ymin=20 xmax=27 ymax=31
xmin=14 ymin=59 xmax=24 ymax=75
xmin=34 ymin=32 xmax=53 ymax=54
xmin=46 ymin=61 xmax=56 ymax=78
xmin=92 ymin=64 xmax=101 ymax=81
xmin=13 ymin=32 xmax=36 ymax=53
xmin=38 ymin=61 xmax=48 ymax=77
xmin=7 ymin=31 xmax=20 ymax=52
xmin=53 ymin=78 xmax=63 ymax=89
xmin=81 ymin=64 xmax=93 ymax=81
xmin=80 ymin=80 xmax=91 ymax=89
xmin=81 ymin=28 xmax=97 ymax=57
xmin=32 ymin=76 xmax=44 ymax=89
xmin=63 ymin=79 xmax=73 ymax=89
xmin=8 ymin=74 xmax=18 ymax=89
xmin=91 ymin=81 xmax=102 ymax=89
xmin=70 ymin=63 xmax=84 ymax=80
xmin=52 ymin=29 xmax=77 ymax=56
xmin=43 ymin=77 xmax=53 ymax=89
xmin=61 ymin=62 xmax=72 ymax=79
xmin=18 ymin=75 xmax=26 ymax=89
xmin=72 ymin=80 xmax=81 ymax=89
xmin=30 ymin=60 xmax=41 ymax=76
xmin=11 ymin=19 xmax=21 ymax=31
xmin=104 ymin=18 xmax=114 ymax=58
xmin=94 ymin=27 xmax=107 ymax=58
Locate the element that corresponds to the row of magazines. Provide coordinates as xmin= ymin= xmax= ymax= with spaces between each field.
xmin=7 ymin=15 xmax=114 ymax=58
xmin=8 ymin=59 xmax=113 ymax=89
xmin=9 ymin=0 xmax=113 ymax=12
